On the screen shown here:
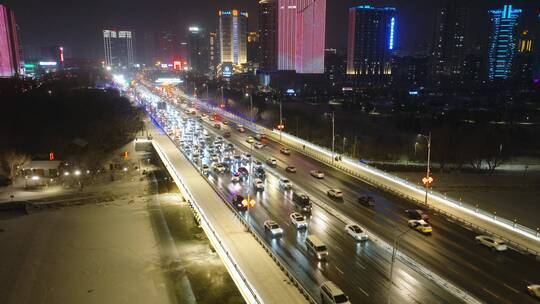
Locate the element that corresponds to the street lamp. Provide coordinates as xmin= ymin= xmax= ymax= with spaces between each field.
xmin=325 ymin=112 xmax=336 ymax=165
xmin=277 ymin=100 xmax=284 ymax=142
xmin=245 ymin=92 xmax=254 ymax=125
xmin=387 ymin=228 xmax=411 ymax=304
xmin=418 ymin=133 xmax=432 ymax=206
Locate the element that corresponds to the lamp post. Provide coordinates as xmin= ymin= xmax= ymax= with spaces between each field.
xmin=325 ymin=112 xmax=336 ymax=165
xmin=278 ymin=100 xmax=284 ymax=142
xmin=387 ymin=228 xmax=411 ymax=304
xmin=418 ymin=133 xmax=432 ymax=205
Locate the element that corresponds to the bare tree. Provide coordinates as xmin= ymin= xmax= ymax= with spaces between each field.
xmin=0 ymin=150 xmax=31 ymax=180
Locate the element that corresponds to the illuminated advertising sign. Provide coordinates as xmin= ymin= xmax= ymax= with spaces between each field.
xmin=222 ymin=63 xmax=233 ymax=77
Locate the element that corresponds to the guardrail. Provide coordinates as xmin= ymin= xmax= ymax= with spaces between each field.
xmin=188 ymin=97 xmax=540 ymax=257
xmin=149 ymin=116 xmax=317 ymax=304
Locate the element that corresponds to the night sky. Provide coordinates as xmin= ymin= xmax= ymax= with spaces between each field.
xmin=2 ymin=0 xmax=540 ymax=60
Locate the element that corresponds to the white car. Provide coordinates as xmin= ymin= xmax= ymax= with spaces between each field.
xmin=327 ymin=189 xmax=344 ymax=199
xmin=254 ymin=142 xmax=265 ymax=149
xmin=290 ymin=212 xmax=308 ymax=229
xmin=264 ymin=220 xmax=283 ymax=236
xmin=231 ymin=172 xmax=241 ymax=183
xmin=527 ymin=285 xmax=540 ymax=299
xmin=279 ymin=177 xmax=292 ymax=190
xmin=266 ymin=158 xmax=277 ymax=167
xmin=201 ymin=164 xmax=209 ymax=174
xmin=246 ymin=136 xmax=255 ymax=143
xmin=310 ymin=170 xmax=325 ymax=179
xmin=212 ymin=163 xmax=226 ymax=173
xmin=210 ymin=154 xmax=220 ymax=162
xmin=253 ymin=178 xmax=265 ymax=191
xmin=280 ymin=147 xmax=291 ymax=155
xmin=345 ymin=224 xmax=368 ymax=241
xmin=475 ymin=235 xmax=507 ymax=251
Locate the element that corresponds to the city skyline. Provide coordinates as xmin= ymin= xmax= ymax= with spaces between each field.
xmin=3 ymin=0 xmax=540 ymax=61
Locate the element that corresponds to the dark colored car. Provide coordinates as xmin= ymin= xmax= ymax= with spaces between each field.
xmin=231 ymin=194 xmax=247 ymax=211
xmin=293 ymin=192 xmax=312 ymax=213
xmin=405 ymin=209 xmax=429 ymax=221
xmin=238 ymin=167 xmax=249 ymax=178
xmin=223 ymin=131 xmax=231 ymax=138
xmin=358 ymin=196 xmax=375 ymax=207
xmin=255 ymin=167 xmax=266 ymax=180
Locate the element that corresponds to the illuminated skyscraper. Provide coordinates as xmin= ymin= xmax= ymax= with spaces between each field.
xmin=258 ymin=0 xmax=278 ymax=72
xmin=277 ymin=0 xmax=326 ymax=74
xmin=346 ymin=5 xmax=396 ymax=79
xmin=103 ymin=29 xmax=135 ymax=68
xmin=209 ymin=32 xmax=219 ymax=73
xmin=218 ymin=9 xmax=248 ymax=75
xmin=0 ymin=4 xmax=21 ymax=77
xmin=431 ymin=0 xmax=468 ymax=77
xmin=487 ymin=5 xmax=522 ymax=80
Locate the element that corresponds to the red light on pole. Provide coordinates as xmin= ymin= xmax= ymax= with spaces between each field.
xmin=219 ymin=103 xmax=225 ymax=109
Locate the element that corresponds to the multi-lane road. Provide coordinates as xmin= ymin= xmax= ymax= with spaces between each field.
xmin=134 ymin=84 xmax=540 ymax=304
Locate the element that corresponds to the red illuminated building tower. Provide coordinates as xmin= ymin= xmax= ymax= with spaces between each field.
xmin=277 ymin=0 xmax=326 ymax=74
xmin=0 ymin=4 xmax=21 ymax=77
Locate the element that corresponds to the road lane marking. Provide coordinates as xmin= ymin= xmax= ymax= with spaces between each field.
xmin=357 ymin=286 xmax=370 ymax=297
xmin=356 ymin=261 xmax=366 ymax=270
xmin=503 ymin=283 xmax=519 ymax=294
xmin=483 ymin=288 xmax=500 ymax=299
xmin=335 ymin=266 xmax=344 ymax=275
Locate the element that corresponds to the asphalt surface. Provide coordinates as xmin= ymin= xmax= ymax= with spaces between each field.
xmin=135 ymin=86 xmax=540 ymax=304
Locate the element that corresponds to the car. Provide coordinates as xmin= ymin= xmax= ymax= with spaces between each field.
xmin=238 ymin=167 xmax=249 ymax=178
xmin=212 ymin=163 xmax=226 ymax=173
xmin=201 ymin=164 xmax=209 ymax=174
xmin=214 ymin=123 xmax=221 ymax=129
xmin=222 ymin=120 xmax=229 ymax=125
xmin=231 ymin=172 xmax=241 ymax=183
xmin=223 ymin=131 xmax=231 ymax=138
xmin=320 ymin=281 xmax=350 ymax=304
xmin=527 ymin=285 xmax=540 ymax=299
xmin=280 ymin=147 xmax=291 ymax=155
xmin=293 ymin=192 xmax=312 ymax=214
xmin=405 ymin=209 xmax=429 ymax=221
xmin=266 ymin=158 xmax=277 ymax=167
xmin=246 ymin=136 xmax=255 ymax=143
xmin=345 ymin=224 xmax=368 ymax=241
xmin=475 ymin=235 xmax=507 ymax=251
xmin=253 ymin=178 xmax=265 ymax=191
xmin=264 ymin=220 xmax=283 ymax=236
xmin=210 ymin=154 xmax=220 ymax=162
xmin=408 ymin=220 xmax=433 ymax=234
xmin=285 ymin=166 xmax=297 ymax=173
xmin=238 ymin=127 xmax=246 ymax=133
xmin=310 ymin=170 xmax=325 ymax=179
xmin=233 ymin=155 xmax=242 ymax=162
xmin=253 ymin=160 xmax=263 ymax=168
xmin=327 ymin=189 xmax=344 ymax=199
xmin=279 ymin=177 xmax=292 ymax=189
xmin=231 ymin=194 xmax=247 ymax=212
xmin=237 ymin=123 xmax=244 ymax=129
xmin=358 ymin=196 xmax=375 ymax=207
xmin=254 ymin=142 xmax=265 ymax=149
xmin=290 ymin=212 xmax=308 ymax=229
xmin=254 ymin=168 xmax=266 ymax=180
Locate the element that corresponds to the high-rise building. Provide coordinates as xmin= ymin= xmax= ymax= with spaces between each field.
xmin=346 ymin=5 xmax=396 ymax=80
xmin=247 ymin=32 xmax=260 ymax=64
xmin=513 ymin=30 xmax=535 ymax=84
xmin=218 ymin=9 xmax=248 ymax=75
xmin=258 ymin=0 xmax=278 ymax=72
xmin=156 ymin=30 xmax=178 ymax=64
xmin=209 ymin=32 xmax=220 ymax=74
xmin=487 ymin=5 xmax=522 ymax=80
xmin=533 ymin=14 xmax=540 ymax=80
xmin=324 ymin=48 xmax=346 ymax=84
xmin=431 ymin=0 xmax=468 ymax=78
xmin=277 ymin=0 xmax=326 ymax=74
xmin=0 ymin=4 xmax=21 ymax=77
xmin=188 ymin=26 xmax=209 ymax=74
xmin=103 ymin=30 xmax=135 ymax=68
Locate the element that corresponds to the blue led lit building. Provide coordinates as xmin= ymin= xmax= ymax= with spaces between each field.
xmin=487 ymin=5 xmax=522 ymax=81
xmin=346 ymin=5 xmax=396 ymax=82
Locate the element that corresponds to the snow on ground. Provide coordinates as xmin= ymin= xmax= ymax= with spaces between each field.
xmin=0 ymin=141 xmax=243 ymax=304
xmin=394 ymin=170 xmax=540 ymax=230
